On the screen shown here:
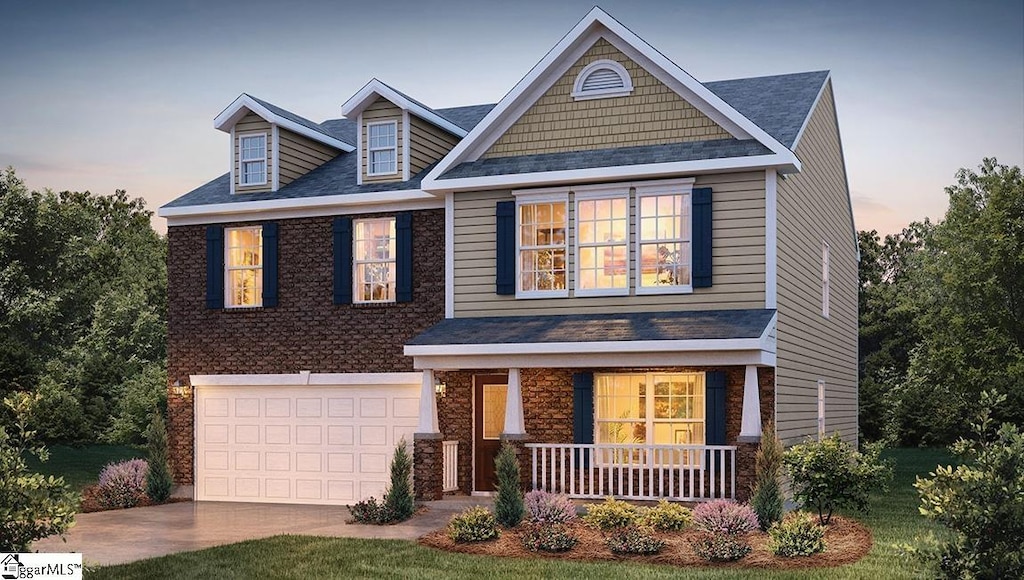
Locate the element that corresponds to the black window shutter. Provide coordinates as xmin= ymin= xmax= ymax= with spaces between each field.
xmin=572 ymin=372 xmax=595 ymax=444
xmin=692 ymin=187 xmax=713 ymax=288
xmin=205 ymin=225 xmax=224 ymax=309
xmin=495 ymin=201 xmax=515 ymax=295
xmin=705 ymin=370 xmax=727 ymax=445
xmin=261 ymin=222 xmax=278 ymax=307
xmin=333 ymin=217 xmax=353 ymax=305
xmin=396 ymin=212 xmax=413 ymax=303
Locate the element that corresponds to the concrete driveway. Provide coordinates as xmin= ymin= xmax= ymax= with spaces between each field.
xmin=33 ymin=499 xmax=480 ymax=566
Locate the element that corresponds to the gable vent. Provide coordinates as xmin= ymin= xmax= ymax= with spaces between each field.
xmin=571 ymin=58 xmax=634 ymax=101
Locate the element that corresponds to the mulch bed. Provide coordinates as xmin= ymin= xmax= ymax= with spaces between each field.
xmin=79 ymin=485 xmax=192 ymax=513
xmin=419 ymin=515 xmax=872 ymax=570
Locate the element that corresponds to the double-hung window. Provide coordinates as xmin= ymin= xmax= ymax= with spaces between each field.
xmin=576 ymin=188 xmax=629 ymax=296
xmin=517 ymin=196 xmax=568 ymax=297
xmin=353 ymin=217 xmax=396 ymax=303
xmin=225 ymin=226 xmax=263 ymax=307
xmin=637 ymin=186 xmax=691 ymax=292
xmin=239 ymin=134 xmax=267 ymax=186
xmin=367 ymin=121 xmax=397 ymax=175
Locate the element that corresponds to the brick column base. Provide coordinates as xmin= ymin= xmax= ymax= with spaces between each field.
xmin=734 ymin=441 xmax=759 ymax=502
xmin=413 ymin=434 xmax=443 ymax=501
xmin=499 ymin=435 xmax=532 ymax=493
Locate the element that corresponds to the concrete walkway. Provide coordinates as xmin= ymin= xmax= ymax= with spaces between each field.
xmin=33 ymin=498 xmax=490 ymax=566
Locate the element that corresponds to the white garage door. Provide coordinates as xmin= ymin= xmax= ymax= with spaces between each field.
xmin=194 ymin=373 xmax=421 ymax=505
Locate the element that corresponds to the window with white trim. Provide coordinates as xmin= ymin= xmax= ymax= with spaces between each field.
xmin=822 ymin=241 xmax=831 ymax=318
xmin=576 ymin=192 xmax=629 ymax=295
xmin=817 ymin=379 xmax=826 ymax=439
xmin=637 ymin=191 xmax=691 ymax=292
xmin=225 ymin=226 xmax=262 ymax=307
xmin=595 ymin=372 xmax=706 ymax=451
xmin=239 ymin=134 xmax=267 ymax=186
xmin=367 ymin=121 xmax=397 ymax=176
xmin=517 ymin=198 xmax=568 ymax=296
xmin=571 ymin=59 xmax=634 ymax=100
xmin=353 ymin=218 xmax=396 ymax=303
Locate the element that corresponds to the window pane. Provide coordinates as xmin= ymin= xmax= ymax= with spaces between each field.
xmin=518 ymin=201 xmax=567 ymax=292
xmin=482 ymin=384 xmax=507 ymax=440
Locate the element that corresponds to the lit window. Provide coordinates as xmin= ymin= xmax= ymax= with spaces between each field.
xmin=576 ymin=194 xmax=629 ymax=295
xmin=225 ymin=226 xmax=262 ymax=307
xmin=822 ymin=241 xmax=831 ymax=318
xmin=239 ymin=134 xmax=267 ymax=186
xmin=595 ymin=373 xmax=705 ymax=463
xmin=571 ymin=59 xmax=634 ymax=100
xmin=518 ymin=199 xmax=568 ymax=296
xmin=637 ymin=192 xmax=691 ymax=291
xmin=353 ymin=218 xmax=396 ymax=303
xmin=367 ymin=122 xmax=397 ymax=175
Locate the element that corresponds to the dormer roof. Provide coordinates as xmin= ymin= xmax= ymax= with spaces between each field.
xmin=341 ymin=79 xmax=469 ymax=138
xmin=214 ymin=93 xmax=355 ymax=152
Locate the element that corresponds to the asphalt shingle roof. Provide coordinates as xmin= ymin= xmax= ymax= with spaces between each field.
xmin=407 ymin=309 xmax=776 ymax=346
xmin=247 ymin=94 xmax=347 ymax=144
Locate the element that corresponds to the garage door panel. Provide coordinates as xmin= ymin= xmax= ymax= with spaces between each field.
xmin=196 ymin=381 xmax=420 ymax=505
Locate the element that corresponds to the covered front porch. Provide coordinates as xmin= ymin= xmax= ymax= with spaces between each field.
xmin=404 ymin=310 xmax=777 ymax=503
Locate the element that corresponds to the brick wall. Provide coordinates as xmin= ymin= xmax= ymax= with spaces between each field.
xmin=166 ymin=209 xmax=444 ymax=484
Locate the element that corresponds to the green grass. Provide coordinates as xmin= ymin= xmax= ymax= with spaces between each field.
xmin=90 ymin=448 xmax=952 ymax=580
xmin=26 ymin=444 xmax=144 ymax=490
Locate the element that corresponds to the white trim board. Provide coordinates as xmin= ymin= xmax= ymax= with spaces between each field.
xmin=163 ymin=197 xmax=443 ymax=227
xmin=405 ymin=337 xmax=770 ymax=357
xmin=159 ymin=188 xmax=437 ymax=219
xmin=190 ymin=372 xmax=421 ymax=387
xmin=765 ymin=168 xmax=778 ymax=309
xmin=214 ymin=93 xmax=354 ymax=153
xmin=412 ymin=350 xmax=776 ymax=371
xmin=342 ymin=78 xmax=468 ymax=138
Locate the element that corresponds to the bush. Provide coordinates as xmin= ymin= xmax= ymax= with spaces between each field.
xmin=384 ymin=438 xmax=414 ymax=522
xmin=750 ymin=423 xmax=784 ymax=530
xmin=520 ymin=523 xmax=578 ymax=552
xmin=692 ymin=499 xmax=759 ymax=535
xmin=28 ymin=377 xmax=90 ymax=443
xmin=768 ymin=512 xmax=826 ymax=557
xmin=524 ymin=490 xmax=577 ymax=524
xmin=145 ymin=410 xmax=173 ymax=503
xmin=96 ymin=458 xmax=149 ymax=509
xmin=915 ymin=392 xmax=1024 ymax=579
xmin=605 ymin=526 xmax=666 ymax=555
xmin=105 ymin=363 xmax=168 ymax=445
xmin=582 ymin=497 xmax=639 ymax=530
xmin=639 ymin=499 xmax=691 ymax=531
xmin=493 ymin=442 xmax=524 ymax=527
xmin=0 ymin=392 xmax=78 ymax=552
xmin=690 ymin=531 xmax=752 ymax=562
xmin=448 ymin=506 xmax=500 ymax=543
xmin=348 ymin=497 xmax=395 ymax=525
xmin=783 ymin=433 xmax=892 ymax=525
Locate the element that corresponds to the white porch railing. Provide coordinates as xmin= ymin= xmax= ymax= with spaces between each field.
xmin=442 ymin=440 xmax=459 ymax=493
xmin=525 ymin=443 xmax=737 ymax=501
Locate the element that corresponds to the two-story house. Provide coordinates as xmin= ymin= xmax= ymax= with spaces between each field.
xmin=159 ymin=8 xmax=856 ymax=505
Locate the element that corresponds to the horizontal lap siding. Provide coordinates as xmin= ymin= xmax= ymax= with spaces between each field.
xmin=410 ymin=116 xmax=459 ymax=174
xmin=775 ymin=82 xmax=859 ymax=445
xmin=278 ymin=129 xmax=338 ymax=186
xmin=362 ymin=98 xmax=403 ymax=184
xmin=453 ymin=172 xmax=766 ymax=317
xmin=235 ymin=112 xmax=272 ymax=194
xmin=483 ymin=39 xmax=730 ymax=159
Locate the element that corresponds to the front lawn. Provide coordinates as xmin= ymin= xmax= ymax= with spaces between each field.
xmin=26 ymin=444 xmax=144 ymax=491
xmin=89 ymin=448 xmax=951 ymax=579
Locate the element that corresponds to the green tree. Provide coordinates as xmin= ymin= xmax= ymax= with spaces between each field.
xmin=383 ymin=438 xmax=414 ymax=522
xmin=145 ymin=410 xmax=173 ymax=503
xmin=493 ymin=442 xmax=524 ymax=527
xmin=749 ymin=423 xmax=784 ymax=530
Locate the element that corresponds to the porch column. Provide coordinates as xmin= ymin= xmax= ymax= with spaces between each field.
xmin=737 ymin=365 xmax=762 ymax=442
xmin=502 ymin=368 xmax=527 ymax=437
xmin=416 ymin=369 xmax=439 ymax=435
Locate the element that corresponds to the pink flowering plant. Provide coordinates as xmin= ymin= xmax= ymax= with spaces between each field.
xmin=96 ymin=458 xmax=149 ymax=509
xmin=692 ymin=499 xmax=759 ymax=535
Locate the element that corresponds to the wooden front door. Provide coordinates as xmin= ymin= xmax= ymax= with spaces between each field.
xmin=474 ymin=375 xmax=507 ymax=492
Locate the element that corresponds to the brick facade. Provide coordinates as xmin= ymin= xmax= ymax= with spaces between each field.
xmin=166 ymin=209 xmax=445 ymax=484
xmin=424 ymin=366 xmax=775 ymax=501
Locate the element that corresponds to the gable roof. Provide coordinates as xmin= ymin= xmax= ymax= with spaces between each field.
xmin=422 ymin=7 xmax=801 ymax=191
xmin=341 ymin=79 xmax=469 ymax=138
xmin=213 ymin=93 xmax=355 ymax=152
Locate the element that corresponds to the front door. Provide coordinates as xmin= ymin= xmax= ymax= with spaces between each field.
xmin=474 ymin=375 xmax=507 ymax=492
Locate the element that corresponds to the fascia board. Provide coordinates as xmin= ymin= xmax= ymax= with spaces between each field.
xmin=404 ymin=337 xmax=763 ymax=357
xmin=214 ymin=94 xmax=354 ymax=152
xmin=341 ymin=79 xmax=468 ymax=138
xmin=158 ymin=189 xmax=437 ymax=218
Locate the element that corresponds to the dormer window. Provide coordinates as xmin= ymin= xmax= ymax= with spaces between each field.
xmin=239 ymin=133 xmax=267 ymax=186
xmin=571 ymin=59 xmax=633 ymax=101
xmin=367 ymin=121 xmax=398 ymax=175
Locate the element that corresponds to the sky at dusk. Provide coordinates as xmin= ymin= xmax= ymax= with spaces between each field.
xmin=1 ymin=0 xmax=1021 ymax=235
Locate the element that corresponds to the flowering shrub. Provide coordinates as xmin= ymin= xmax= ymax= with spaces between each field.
xmin=692 ymin=499 xmax=759 ymax=535
xmin=582 ymin=497 xmax=639 ymax=530
xmin=690 ymin=531 xmax=752 ymax=562
xmin=767 ymin=512 xmax=826 ymax=557
xmin=639 ymin=500 xmax=692 ymax=531
xmin=448 ymin=506 xmax=500 ymax=543
xmin=524 ymin=490 xmax=577 ymax=524
xmin=605 ymin=526 xmax=666 ymax=555
xmin=96 ymin=459 xmax=149 ymax=509
xmin=348 ymin=497 xmax=396 ymax=525
xmin=520 ymin=523 xmax=578 ymax=552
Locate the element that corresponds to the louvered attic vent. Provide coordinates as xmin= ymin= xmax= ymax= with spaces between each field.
xmin=571 ymin=59 xmax=634 ymax=100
